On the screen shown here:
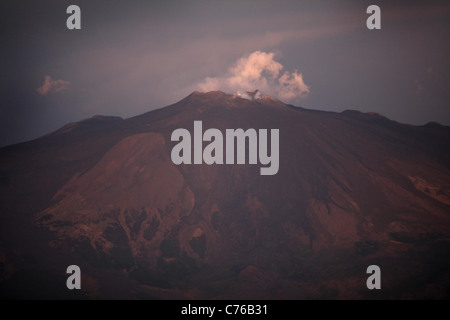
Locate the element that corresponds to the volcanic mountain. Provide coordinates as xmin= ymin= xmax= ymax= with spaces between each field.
xmin=1 ymin=91 xmax=449 ymax=299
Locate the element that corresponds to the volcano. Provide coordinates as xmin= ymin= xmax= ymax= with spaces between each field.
xmin=0 ymin=91 xmax=449 ymax=299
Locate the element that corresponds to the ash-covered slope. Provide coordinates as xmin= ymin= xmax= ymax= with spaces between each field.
xmin=1 ymin=91 xmax=450 ymax=299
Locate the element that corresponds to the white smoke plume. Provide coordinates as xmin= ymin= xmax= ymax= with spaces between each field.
xmin=236 ymin=90 xmax=264 ymax=100
xmin=198 ymin=51 xmax=309 ymax=102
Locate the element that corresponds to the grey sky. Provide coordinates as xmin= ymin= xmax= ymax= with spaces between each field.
xmin=1 ymin=0 xmax=449 ymax=147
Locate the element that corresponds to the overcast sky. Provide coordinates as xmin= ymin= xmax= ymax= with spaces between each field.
xmin=1 ymin=0 xmax=449 ymax=147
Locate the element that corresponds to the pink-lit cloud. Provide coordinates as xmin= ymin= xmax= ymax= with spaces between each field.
xmin=198 ymin=51 xmax=309 ymax=102
xmin=37 ymin=76 xmax=70 ymax=95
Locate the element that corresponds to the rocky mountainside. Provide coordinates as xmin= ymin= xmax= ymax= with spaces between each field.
xmin=1 ymin=91 xmax=449 ymax=299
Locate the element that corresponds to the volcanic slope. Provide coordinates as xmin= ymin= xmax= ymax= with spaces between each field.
xmin=1 ymin=91 xmax=449 ymax=299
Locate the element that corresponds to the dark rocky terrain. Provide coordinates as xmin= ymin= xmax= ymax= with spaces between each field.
xmin=1 ymin=91 xmax=449 ymax=299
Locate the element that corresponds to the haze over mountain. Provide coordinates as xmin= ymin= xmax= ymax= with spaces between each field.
xmin=0 ymin=91 xmax=449 ymax=299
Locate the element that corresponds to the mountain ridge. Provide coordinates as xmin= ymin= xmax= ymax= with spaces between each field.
xmin=1 ymin=91 xmax=449 ymax=299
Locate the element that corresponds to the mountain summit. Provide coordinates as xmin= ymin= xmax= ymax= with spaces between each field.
xmin=1 ymin=91 xmax=449 ymax=299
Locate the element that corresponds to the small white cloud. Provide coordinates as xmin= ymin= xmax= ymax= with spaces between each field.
xmin=37 ymin=76 xmax=70 ymax=95
xmin=198 ymin=51 xmax=309 ymax=102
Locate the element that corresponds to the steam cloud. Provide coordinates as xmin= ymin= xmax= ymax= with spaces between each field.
xmin=198 ymin=51 xmax=309 ymax=102
xmin=37 ymin=76 xmax=70 ymax=95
